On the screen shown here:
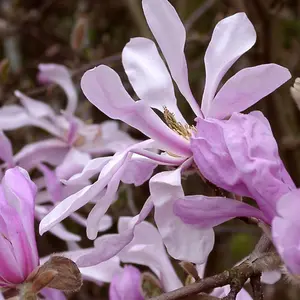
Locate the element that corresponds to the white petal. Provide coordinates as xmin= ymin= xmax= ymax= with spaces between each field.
xmin=207 ymin=64 xmax=291 ymax=119
xmin=142 ymin=0 xmax=201 ymax=116
xmin=122 ymin=37 xmax=186 ymax=123
xmin=81 ymin=65 xmax=191 ymax=156
xmin=38 ymin=64 xmax=78 ymax=115
xmin=201 ymin=13 xmax=256 ymax=115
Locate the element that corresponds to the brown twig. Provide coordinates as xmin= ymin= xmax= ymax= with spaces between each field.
xmin=250 ymin=274 xmax=263 ymax=300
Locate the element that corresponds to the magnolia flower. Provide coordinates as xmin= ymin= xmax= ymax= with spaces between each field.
xmin=0 ymin=132 xmax=112 ymax=242
xmin=177 ymin=111 xmax=295 ymax=225
xmin=40 ymin=0 xmax=290 ymax=264
xmin=0 ymin=64 xmax=136 ymax=163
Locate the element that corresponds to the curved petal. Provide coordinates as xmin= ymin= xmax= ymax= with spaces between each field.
xmin=261 ymin=270 xmax=281 ymax=284
xmin=38 ymin=64 xmax=77 ymax=115
xmin=207 ymin=64 xmax=291 ymax=119
xmin=118 ymin=217 xmax=182 ymax=292
xmin=86 ymin=156 xmax=129 ymax=239
xmin=151 ymin=167 xmax=215 ymax=264
xmin=81 ymin=65 xmax=191 ymax=156
xmin=201 ymin=13 xmax=256 ymax=115
xmin=142 ymin=0 xmax=201 ymax=116
xmin=39 ymin=151 xmax=129 ymax=235
xmin=40 ymin=288 xmax=67 ymax=300
xmin=14 ymin=139 xmax=69 ymax=170
xmin=76 ymin=197 xmax=154 ymax=267
xmin=14 ymin=90 xmax=55 ymax=118
xmin=122 ymin=37 xmax=186 ymax=123
xmin=0 ymin=105 xmax=32 ymax=130
xmin=174 ymin=196 xmax=267 ymax=227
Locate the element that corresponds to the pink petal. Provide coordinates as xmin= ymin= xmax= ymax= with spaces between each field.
xmin=86 ymin=156 xmax=129 ymax=239
xmin=261 ymin=271 xmax=281 ymax=284
xmin=1 ymin=167 xmax=39 ymax=279
xmin=14 ymin=90 xmax=55 ymax=119
xmin=14 ymin=139 xmax=69 ymax=170
xmin=55 ymin=148 xmax=91 ymax=181
xmin=174 ymin=196 xmax=267 ymax=227
xmin=121 ymin=154 xmax=157 ymax=186
xmin=40 ymin=288 xmax=67 ymax=300
xmin=38 ymin=164 xmax=63 ymax=203
xmin=39 ymin=151 xmax=129 ymax=235
xmin=109 ymin=266 xmax=144 ymax=300
xmin=76 ymin=197 xmax=154 ymax=267
xmin=0 ymin=131 xmax=14 ymax=167
xmin=0 ymin=105 xmax=32 ymax=130
xmin=142 ymin=0 xmax=200 ymax=116
xmin=201 ymin=13 xmax=256 ymax=115
xmin=151 ymin=168 xmax=214 ymax=264
xmin=38 ymin=64 xmax=77 ymax=115
xmin=207 ymin=64 xmax=291 ymax=119
xmin=122 ymin=37 xmax=186 ymax=123
xmin=81 ymin=63 xmax=191 ymax=157
xmin=118 ymin=217 xmax=182 ymax=292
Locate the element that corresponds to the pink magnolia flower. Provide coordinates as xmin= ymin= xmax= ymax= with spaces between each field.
xmin=40 ymin=0 xmax=290 ymax=264
xmin=0 ymin=167 xmax=38 ymax=288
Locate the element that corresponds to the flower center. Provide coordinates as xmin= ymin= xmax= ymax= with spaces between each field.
xmin=163 ymin=106 xmax=195 ymax=140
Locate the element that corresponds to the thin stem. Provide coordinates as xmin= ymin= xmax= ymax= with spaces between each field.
xmin=250 ymin=274 xmax=263 ymax=300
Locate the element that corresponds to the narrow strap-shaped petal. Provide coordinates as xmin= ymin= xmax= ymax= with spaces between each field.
xmin=122 ymin=37 xmax=186 ymax=124
xmin=14 ymin=90 xmax=55 ymax=118
xmin=38 ymin=64 xmax=78 ymax=115
xmin=207 ymin=64 xmax=291 ymax=119
xmin=118 ymin=217 xmax=183 ymax=292
xmin=81 ymin=65 xmax=191 ymax=156
xmin=76 ymin=197 xmax=154 ymax=267
xmin=142 ymin=0 xmax=201 ymax=116
xmin=151 ymin=167 xmax=214 ymax=264
xmin=174 ymin=196 xmax=267 ymax=227
xmin=201 ymin=13 xmax=256 ymax=115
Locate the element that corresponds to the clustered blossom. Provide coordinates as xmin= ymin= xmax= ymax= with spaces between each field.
xmin=1 ymin=0 xmax=300 ymax=299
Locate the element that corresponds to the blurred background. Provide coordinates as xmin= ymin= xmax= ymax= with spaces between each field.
xmin=1 ymin=0 xmax=300 ymax=299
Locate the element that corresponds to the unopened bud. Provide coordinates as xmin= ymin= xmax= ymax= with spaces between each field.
xmin=70 ymin=16 xmax=89 ymax=51
xmin=26 ymin=256 xmax=82 ymax=293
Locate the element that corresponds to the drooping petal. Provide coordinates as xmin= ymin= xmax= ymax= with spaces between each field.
xmin=38 ymin=64 xmax=78 ymax=115
xmin=76 ymin=197 xmax=154 ymax=267
xmin=0 ymin=131 xmax=14 ymax=167
xmin=86 ymin=155 xmax=130 ymax=239
xmin=142 ymin=0 xmax=201 ymax=116
xmin=109 ymin=266 xmax=144 ymax=300
xmin=0 ymin=105 xmax=32 ymax=130
xmin=39 ymin=151 xmax=129 ymax=235
xmin=151 ymin=166 xmax=215 ymax=264
xmin=118 ymin=217 xmax=182 ymax=292
xmin=14 ymin=90 xmax=55 ymax=119
xmin=174 ymin=196 xmax=267 ymax=227
xmin=35 ymin=205 xmax=81 ymax=242
xmin=14 ymin=139 xmax=69 ymax=170
xmin=81 ymin=64 xmax=191 ymax=156
xmin=122 ymin=37 xmax=186 ymax=123
xmin=201 ymin=13 xmax=256 ymax=115
xmin=207 ymin=64 xmax=291 ymax=119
